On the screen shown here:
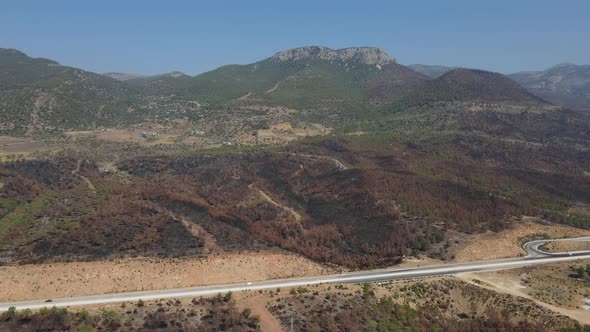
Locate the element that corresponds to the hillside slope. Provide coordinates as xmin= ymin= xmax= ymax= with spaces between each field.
xmin=0 ymin=47 xmax=433 ymax=134
xmin=166 ymin=46 xmax=431 ymax=109
xmin=406 ymin=69 xmax=546 ymax=104
xmin=126 ymin=71 xmax=193 ymax=96
xmin=368 ymin=69 xmax=590 ymax=143
xmin=0 ymin=49 xmax=140 ymax=134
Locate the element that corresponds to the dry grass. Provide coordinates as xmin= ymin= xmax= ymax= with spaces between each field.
xmin=0 ymin=252 xmax=333 ymax=302
xmin=243 ymin=121 xmax=331 ymax=145
xmin=570 ymin=203 xmax=590 ymax=216
xmin=0 ymin=136 xmax=62 ymax=160
xmin=65 ymin=128 xmax=212 ymax=147
xmin=542 ymin=240 xmax=590 ymax=253
xmin=452 ymin=220 xmax=590 ymax=262
xmin=459 ymin=259 xmax=590 ymax=324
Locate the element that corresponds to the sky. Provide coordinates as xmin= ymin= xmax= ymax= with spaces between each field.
xmin=1 ymin=0 xmax=589 ymax=76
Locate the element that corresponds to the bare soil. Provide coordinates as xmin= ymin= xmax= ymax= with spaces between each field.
xmin=267 ymin=277 xmax=576 ymax=331
xmin=0 ymin=136 xmax=63 ymax=160
xmin=234 ymin=292 xmax=283 ymax=332
xmin=245 ymin=122 xmax=331 ymax=145
xmin=570 ymin=202 xmax=590 ymax=215
xmin=493 ymin=259 xmax=590 ymax=309
xmin=0 ymin=252 xmax=333 ymax=302
xmin=452 ymin=220 xmax=590 ymax=262
xmin=542 ymin=240 xmax=590 ymax=253
xmin=65 ymin=128 xmax=212 ymax=147
xmin=458 ymin=266 xmax=590 ymax=325
xmin=250 ymin=185 xmax=303 ymax=222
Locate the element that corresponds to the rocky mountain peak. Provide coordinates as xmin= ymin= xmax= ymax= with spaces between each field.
xmin=165 ymin=71 xmax=187 ymax=78
xmin=271 ymin=46 xmax=396 ymax=65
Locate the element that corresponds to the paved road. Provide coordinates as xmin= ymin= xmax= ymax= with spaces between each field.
xmin=1 ymin=237 xmax=589 ymax=311
xmin=523 ymin=236 xmax=590 ymax=257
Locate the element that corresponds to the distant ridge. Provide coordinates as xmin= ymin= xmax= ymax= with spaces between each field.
xmin=381 ymin=68 xmax=590 ymax=144
xmin=509 ymin=63 xmax=590 ymax=113
xmin=409 ymin=68 xmax=547 ymax=104
xmin=408 ymin=64 xmax=457 ymax=78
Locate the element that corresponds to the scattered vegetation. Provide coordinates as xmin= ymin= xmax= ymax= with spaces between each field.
xmin=269 ymin=278 xmax=582 ymax=331
xmin=0 ymin=295 xmax=260 ymax=331
xmin=570 ymin=264 xmax=590 ymax=285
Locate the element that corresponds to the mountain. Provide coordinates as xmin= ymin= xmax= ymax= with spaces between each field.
xmin=408 ymin=64 xmax=457 ymax=78
xmin=182 ymin=46 xmax=431 ymax=109
xmin=508 ymin=63 xmax=590 ymax=113
xmin=407 ymin=68 xmax=546 ymax=104
xmin=2 ymin=47 xmax=588 ymax=142
xmin=0 ymin=46 xmax=433 ymax=134
xmin=0 ymin=48 xmax=140 ymax=134
xmin=377 ymin=68 xmax=590 ymax=143
xmin=126 ymin=71 xmax=192 ymax=96
xmin=103 ymin=72 xmax=148 ymax=81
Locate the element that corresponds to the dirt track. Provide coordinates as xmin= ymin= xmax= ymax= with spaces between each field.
xmin=458 ymin=272 xmax=590 ymax=325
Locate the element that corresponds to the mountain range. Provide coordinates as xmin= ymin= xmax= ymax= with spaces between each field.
xmin=409 ymin=62 xmax=590 ymax=114
xmin=1 ymin=46 xmax=589 ymax=142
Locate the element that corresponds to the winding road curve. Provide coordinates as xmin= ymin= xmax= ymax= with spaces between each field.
xmin=1 ymin=237 xmax=589 ymax=311
xmin=523 ymin=236 xmax=590 ymax=257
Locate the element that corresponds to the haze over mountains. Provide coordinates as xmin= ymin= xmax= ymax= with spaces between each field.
xmin=508 ymin=63 xmax=590 ymax=113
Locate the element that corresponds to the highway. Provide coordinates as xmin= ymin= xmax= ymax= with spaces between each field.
xmin=1 ymin=237 xmax=589 ymax=311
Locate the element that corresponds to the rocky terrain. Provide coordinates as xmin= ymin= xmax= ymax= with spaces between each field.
xmin=270 ymin=46 xmax=396 ymax=65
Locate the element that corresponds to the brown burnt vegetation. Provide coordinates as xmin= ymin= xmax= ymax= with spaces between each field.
xmin=1 ymin=134 xmax=589 ymax=268
xmin=0 ymin=158 xmax=200 ymax=264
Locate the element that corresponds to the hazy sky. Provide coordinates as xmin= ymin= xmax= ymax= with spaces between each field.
xmin=1 ymin=0 xmax=588 ymax=75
